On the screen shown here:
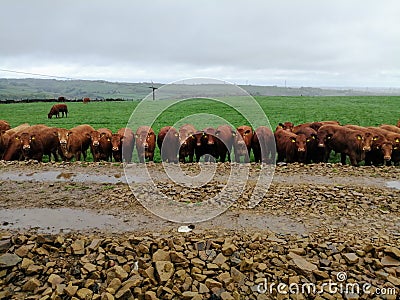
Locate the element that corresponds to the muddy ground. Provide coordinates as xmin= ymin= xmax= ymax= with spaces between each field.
xmin=0 ymin=161 xmax=399 ymax=239
xmin=1 ymin=161 xmax=400 ymax=299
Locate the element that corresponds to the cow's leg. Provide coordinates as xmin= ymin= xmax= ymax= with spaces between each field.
xmin=340 ymin=153 xmax=347 ymax=165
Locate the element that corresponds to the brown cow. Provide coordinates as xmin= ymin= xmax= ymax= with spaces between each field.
xmin=83 ymin=97 xmax=90 ymax=104
xmin=215 ymin=125 xmax=235 ymax=163
xmin=380 ymin=124 xmax=400 ymax=134
xmin=88 ymin=128 xmax=112 ymax=162
xmin=1 ymin=124 xmax=30 ymax=160
xmin=178 ymin=124 xmax=196 ymax=163
xmin=194 ymin=130 xmax=205 ymax=162
xmin=48 ymin=104 xmax=68 ymax=119
xmin=135 ymin=126 xmax=156 ymax=163
xmin=275 ymin=129 xmax=307 ymax=163
xmin=201 ymin=127 xmax=218 ymax=162
xmin=251 ymin=126 xmax=275 ymax=164
xmin=233 ymin=125 xmax=253 ymax=163
xmin=157 ymin=126 xmax=179 ymax=163
xmin=275 ymin=122 xmax=294 ymax=132
xmin=323 ymin=127 xmax=367 ymax=166
xmin=4 ymin=125 xmax=58 ymax=162
xmin=293 ymin=126 xmax=319 ymax=163
xmin=57 ymin=124 xmax=94 ymax=161
xmin=111 ymin=128 xmax=135 ymax=163
xmin=0 ymin=120 xmax=10 ymax=132
xmin=365 ymin=138 xmax=393 ymax=166
xmin=366 ymin=127 xmax=400 ymax=165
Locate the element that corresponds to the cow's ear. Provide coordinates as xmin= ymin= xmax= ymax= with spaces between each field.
xmin=356 ymin=135 xmax=362 ymax=140
xmin=290 ymin=137 xmax=296 ymax=143
xmin=53 ymin=131 xmax=58 ymax=137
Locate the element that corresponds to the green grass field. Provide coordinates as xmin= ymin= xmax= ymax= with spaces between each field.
xmin=1 ymin=96 xmax=399 ymax=162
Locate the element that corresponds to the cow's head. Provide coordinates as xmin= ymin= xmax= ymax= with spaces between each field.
xmin=136 ymin=130 xmax=154 ymax=149
xmin=179 ymin=127 xmax=194 ymax=147
xmin=48 ymin=113 xmax=52 ymax=119
xmin=278 ymin=122 xmax=294 ymax=132
xmin=291 ymin=134 xmax=307 ymax=153
xmin=19 ymin=133 xmax=35 ymax=151
xmin=203 ymin=128 xmax=216 ymax=146
xmin=362 ymin=132 xmax=374 ymax=152
xmin=111 ymin=134 xmax=123 ymax=152
xmin=234 ymin=126 xmax=253 ymax=148
xmin=194 ymin=131 xmax=204 ymax=147
xmin=381 ymin=141 xmax=393 ymax=161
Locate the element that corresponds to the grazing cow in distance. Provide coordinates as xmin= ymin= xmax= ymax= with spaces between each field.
xmin=48 ymin=104 xmax=68 ymax=119
xmin=215 ymin=125 xmax=235 ymax=163
xmin=83 ymin=97 xmax=90 ymax=104
xmin=275 ymin=128 xmax=308 ymax=163
xmin=233 ymin=125 xmax=253 ymax=163
xmin=0 ymin=120 xmax=11 ymax=132
xmin=157 ymin=126 xmax=179 ymax=163
xmin=111 ymin=128 xmax=135 ymax=163
xmin=135 ymin=126 xmax=156 ymax=163
xmin=178 ymin=124 xmax=196 ymax=163
xmin=251 ymin=126 xmax=275 ymax=164
xmin=88 ymin=128 xmax=112 ymax=162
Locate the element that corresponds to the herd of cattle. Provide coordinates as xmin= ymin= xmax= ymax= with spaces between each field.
xmin=0 ymin=119 xmax=399 ymax=166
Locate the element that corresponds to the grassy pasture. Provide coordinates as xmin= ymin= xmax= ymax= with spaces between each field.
xmin=0 ymin=96 xmax=398 ymax=162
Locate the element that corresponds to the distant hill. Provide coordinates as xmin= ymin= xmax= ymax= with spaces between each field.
xmin=0 ymin=78 xmax=399 ymax=101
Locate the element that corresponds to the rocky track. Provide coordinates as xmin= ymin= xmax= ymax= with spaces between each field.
xmin=0 ymin=161 xmax=399 ymax=299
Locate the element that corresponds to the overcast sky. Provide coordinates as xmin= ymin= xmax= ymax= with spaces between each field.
xmin=1 ymin=0 xmax=400 ymax=87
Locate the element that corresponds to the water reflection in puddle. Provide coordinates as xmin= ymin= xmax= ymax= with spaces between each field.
xmin=386 ymin=181 xmax=400 ymax=190
xmin=0 ymin=171 xmax=145 ymax=184
xmin=0 ymin=208 xmax=126 ymax=233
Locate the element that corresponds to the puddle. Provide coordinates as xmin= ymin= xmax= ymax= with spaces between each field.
xmin=387 ymin=181 xmax=400 ymax=190
xmin=0 ymin=171 xmax=145 ymax=184
xmin=0 ymin=208 xmax=128 ymax=233
xmin=0 ymin=208 xmax=306 ymax=235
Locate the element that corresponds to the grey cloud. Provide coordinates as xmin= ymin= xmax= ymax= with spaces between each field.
xmin=1 ymin=0 xmax=400 ymax=86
